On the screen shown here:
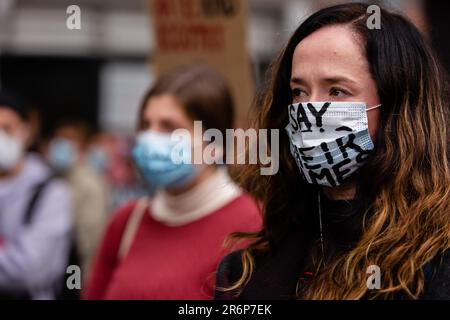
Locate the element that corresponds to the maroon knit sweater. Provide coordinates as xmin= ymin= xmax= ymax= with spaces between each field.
xmin=84 ymin=194 xmax=261 ymax=300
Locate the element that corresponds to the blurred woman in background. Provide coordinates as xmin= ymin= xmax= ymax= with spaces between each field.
xmin=46 ymin=119 xmax=109 ymax=286
xmin=85 ymin=65 xmax=261 ymax=299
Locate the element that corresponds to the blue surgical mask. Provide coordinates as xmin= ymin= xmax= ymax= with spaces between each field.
xmin=87 ymin=147 xmax=109 ymax=174
xmin=285 ymin=101 xmax=381 ymax=187
xmin=48 ymin=138 xmax=77 ymax=172
xmin=132 ymin=130 xmax=199 ymax=188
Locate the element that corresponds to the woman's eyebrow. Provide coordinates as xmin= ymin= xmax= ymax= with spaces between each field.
xmin=290 ymin=77 xmax=307 ymax=85
xmin=321 ymin=76 xmax=358 ymax=85
xmin=290 ymin=76 xmax=358 ymax=86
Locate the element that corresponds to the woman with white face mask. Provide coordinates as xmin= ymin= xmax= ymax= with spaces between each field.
xmin=215 ymin=3 xmax=450 ymax=300
xmin=85 ymin=66 xmax=261 ymax=299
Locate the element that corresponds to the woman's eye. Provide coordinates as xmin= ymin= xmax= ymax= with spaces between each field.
xmin=330 ymin=88 xmax=349 ymax=97
xmin=142 ymin=120 xmax=151 ymax=130
xmin=160 ymin=120 xmax=179 ymax=133
xmin=292 ymin=88 xmax=306 ymax=97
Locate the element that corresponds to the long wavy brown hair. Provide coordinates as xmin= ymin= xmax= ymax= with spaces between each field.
xmin=224 ymin=3 xmax=450 ymax=299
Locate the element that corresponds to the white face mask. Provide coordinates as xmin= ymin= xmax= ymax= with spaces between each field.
xmin=0 ymin=130 xmax=24 ymax=172
xmin=285 ymin=101 xmax=381 ymax=187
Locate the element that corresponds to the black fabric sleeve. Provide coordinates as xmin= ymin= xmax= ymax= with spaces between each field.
xmin=214 ymin=250 xmax=244 ymax=300
xmin=422 ymin=250 xmax=450 ymax=300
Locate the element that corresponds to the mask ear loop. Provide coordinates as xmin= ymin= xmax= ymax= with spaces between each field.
xmin=366 ymin=104 xmax=382 ymax=112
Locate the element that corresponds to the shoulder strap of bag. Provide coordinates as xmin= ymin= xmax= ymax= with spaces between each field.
xmin=117 ymin=197 xmax=149 ymax=261
xmin=23 ymin=175 xmax=56 ymax=225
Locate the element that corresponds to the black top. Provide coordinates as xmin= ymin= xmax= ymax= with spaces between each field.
xmin=215 ymin=191 xmax=450 ymax=300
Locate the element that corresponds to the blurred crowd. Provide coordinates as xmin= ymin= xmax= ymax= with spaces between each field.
xmin=0 ymin=91 xmax=152 ymax=299
xmin=0 ymin=65 xmax=260 ymax=300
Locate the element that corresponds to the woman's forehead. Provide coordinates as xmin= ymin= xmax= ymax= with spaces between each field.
xmin=291 ymin=25 xmax=368 ymax=81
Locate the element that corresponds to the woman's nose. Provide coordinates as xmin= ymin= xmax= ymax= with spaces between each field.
xmin=308 ymin=91 xmax=327 ymax=102
xmin=147 ymin=124 xmax=163 ymax=133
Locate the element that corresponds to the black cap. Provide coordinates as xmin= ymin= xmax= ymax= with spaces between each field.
xmin=0 ymin=91 xmax=29 ymax=121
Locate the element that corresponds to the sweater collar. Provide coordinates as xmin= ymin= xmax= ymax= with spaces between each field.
xmin=150 ymin=168 xmax=242 ymax=226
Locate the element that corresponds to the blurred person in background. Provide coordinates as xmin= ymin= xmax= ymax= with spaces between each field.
xmin=86 ymin=132 xmax=149 ymax=213
xmin=85 ymin=132 xmax=111 ymax=178
xmin=85 ymin=65 xmax=261 ymax=299
xmin=46 ymin=119 xmax=108 ymax=285
xmin=215 ymin=3 xmax=450 ymax=300
xmin=0 ymin=91 xmax=72 ymax=299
